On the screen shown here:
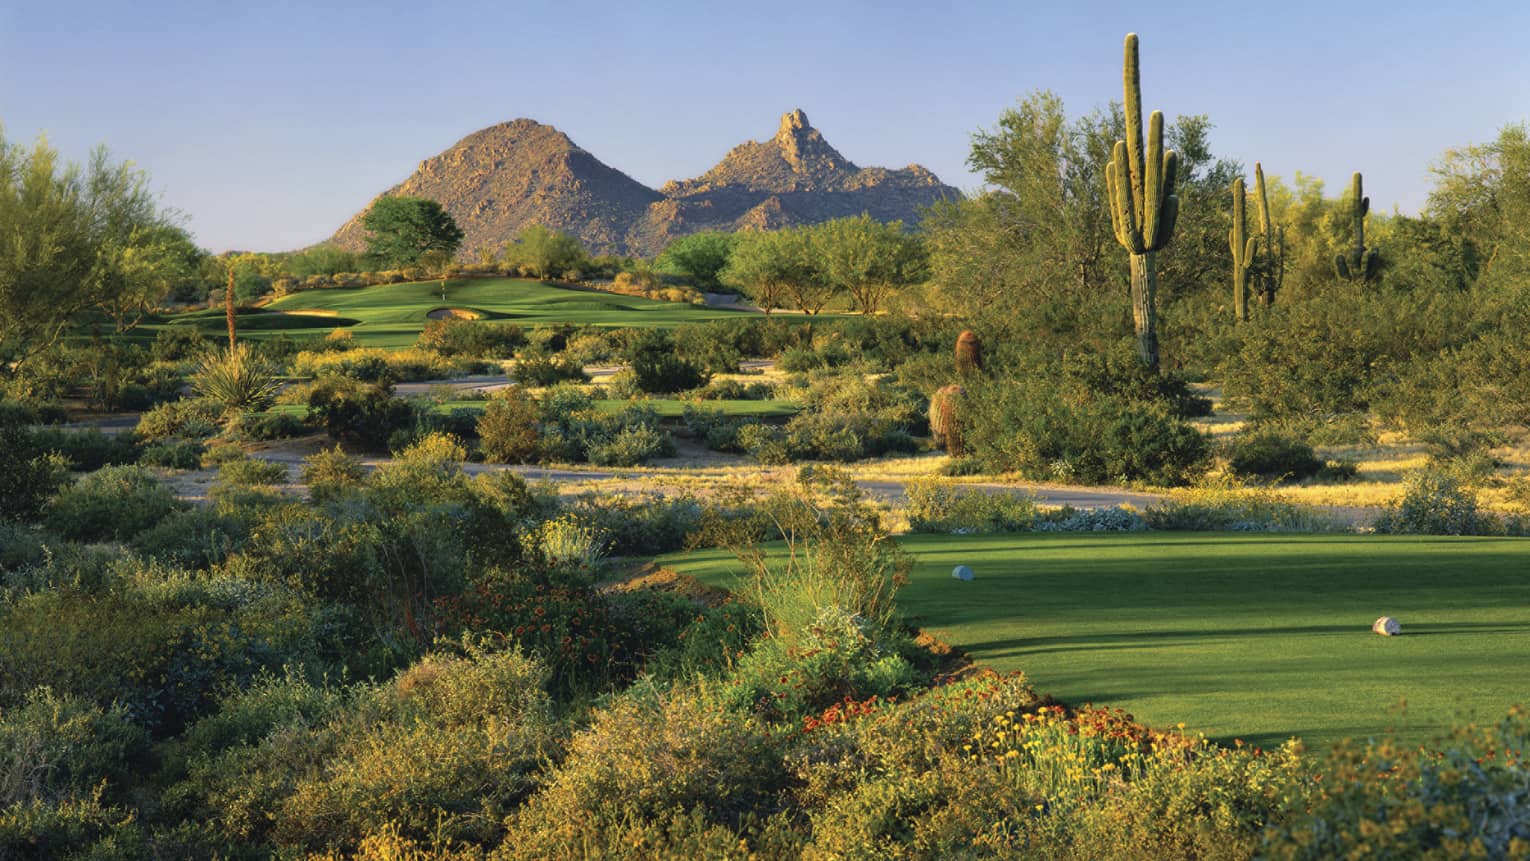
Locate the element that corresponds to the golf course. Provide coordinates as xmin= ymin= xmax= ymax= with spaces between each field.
xmin=660 ymin=532 xmax=1530 ymax=748
xmin=142 ymin=277 xmax=751 ymax=348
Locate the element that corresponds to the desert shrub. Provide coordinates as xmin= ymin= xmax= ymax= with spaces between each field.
xmin=0 ymin=427 xmax=69 ymax=522
xmin=1064 ymin=345 xmax=1213 ymax=418
xmin=0 ymin=688 xmax=148 ymax=809
xmin=587 ymin=424 xmax=674 ymax=467
xmin=1225 ymin=431 xmax=1323 ymax=483
xmin=215 ymin=456 xmax=289 ymax=488
xmin=1260 ymin=708 xmax=1530 ymax=860
xmin=1145 ymin=487 xmax=1347 ymax=532
xmin=779 ymin=343 xmax=851 ymax=373
xmin=565 ymin=493 xmax=705 ymax=557
xmin=513 ymin=350 xmax=588 ymax=386
xmin=416 ymin=318 xmax=524 ymax=358
xmin=151 ymin=325 xmax=208 ymax=362
xmin=300 ymin=445 xmax=366 ymax=502
xmin=476 ymin=387 xmax=539 ymax=464
xmin=627 ymin=330 xmax=708 ymax=394
xmin=684 ymin=378 xmax=775 ymax=401
xmin=130 ymin=507 xmax=247 ymax=568
xmin=1374 ymin=471 xmax=1496 ymax=536
xmin=243 ymin=409 xmax=308 ymax=441
xmin=0 ymin=566 xmax=321 ymax=734
xmin=505 ymin=684 xmax=788 ymax=854
xmin=138 ymin=438 xmax=205 ymax=470
xmin=0 ymin=791 xmax=146 ymax=861
xmin=782 ymin=411 xmax=918 ymax=462
xmin=306 ymin=376 xmax=418 ymax=452
xmin=1034 ymin=506 xmax=1147 ymax=532
xmin=135 ymin=397 xmax=223 ymax=442
xmin=644 ymin=601 xmax=764 ymax=684
xmin=737 ymin=422 xmax=789 ymax=464
xmin=905 ymin=480 xmax=1039 ymax=533
xmin=45 ymin=466 xmax=182 ymax=542
xmin=292 ymin=347 xmax=471 ymax=383
xmin=682 ymin=406 xmax=748 ymax=453
xmin=25 ymin=428 xmax=141 ymax=472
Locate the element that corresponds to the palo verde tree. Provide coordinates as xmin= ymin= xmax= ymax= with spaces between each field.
xmin=1333 ymin=172 xmax=1379 ymax=282
xmin=361 ymin=196 xmax=463 ymax=268
xmin=1105 ymin=33 xmax=1180 ymax=369
xmin=1229 ymin=177 xmax=1257 ymax=321
xmin=1254 ymin=163 xmax=1285 ymax=305
xmin=814 ymin=214 xmax=927 ymax=315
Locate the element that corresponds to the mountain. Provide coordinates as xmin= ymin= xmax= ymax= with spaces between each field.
xmin=331 ymin=110 xmax=960 ymax=259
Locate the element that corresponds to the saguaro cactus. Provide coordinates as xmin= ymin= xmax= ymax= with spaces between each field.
xmin=1106 ymin=33 xmax=1179 ymax=369
xmin=1254 ymin=163 xmax=1284 ymax=306
xmin=1333 ymin=172 xmax=1379 ymax=282
xmin=1230 ymin=177 xmax=1257 ymax=322
xmin=955 ymin=330 xmax=983 ymax=375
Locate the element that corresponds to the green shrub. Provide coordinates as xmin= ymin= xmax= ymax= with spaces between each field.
xmin=138 ymin=439 xmax=205 ymax=470
xmin=905 ymin=479 xmax=1038 ymax=533
xmin=135 ymin=397 xmax=222 ymax=442
xmin=587 ymin=424 xmax=674 ymax=467
xmin=0 ymin=427 xmax=68 ymax=522
xmin=25 ymin=428 xmax=140 ymax=472
xmin=0 ymin=791 xmax=146 ymax=861
xmin=130 ymin=507 xmax=247 ymax=568
xmin=627 ymin=330 xmax=708 ymax=394
xmin=216 ymin=456 xmax=289 ymax=488
xmin=0 ymin=688 xmax=148 ymax=808
xmin=243 ymin=410 xmax=308 ymax=441
xmin=737 ymin=423 xmax=789 ymax=465
xmin=1226 ymin=431 xmax=1323 ymax=483
xmin=476 ymin=387 xmax=540 ymax=464
xmin=307 ymin=377 xmax=418 ymax=452
xmin=45 ymin=466 xmax=182 ymax=542
xmin=1374 ymin=471 xmax=1496 ymax=536
xmin=300 ymin=445 xmax=365 ymax=502
xmin=1145 ymin=487 xmax=1347 ymax=532
xmin=514 ymin=351 xmax=588 ymax=386
xmin=416 ymin=318 xmax=524 ymax=358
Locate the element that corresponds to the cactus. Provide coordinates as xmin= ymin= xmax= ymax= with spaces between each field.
xmin=955 ymin=330 xmax=983 ymax=375
xmin=1229 ymin=177 xmax=1257 ymax=322
xmin=1106 ymin=33 xmax=1179 ymax=369
xmin=1333 ymin=171 xmax=1379 ymax=281
xmin=1253 ymin=163 xmax=1285 ymax=306
xmin=929 ymin=384 xmax=966 ymax=457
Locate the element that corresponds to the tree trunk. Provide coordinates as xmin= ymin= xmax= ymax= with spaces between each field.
xmin=1129 ymin=253 xmax=1159 ymax=370
xmin=1233 ymin=268 xmax=1248 ymax=322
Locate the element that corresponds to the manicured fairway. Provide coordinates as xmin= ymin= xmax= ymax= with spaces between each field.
xmin=659 ymin=533 xmax=1530 ymax=747
xmin=129 ymin=279 xmax=752 ymax=348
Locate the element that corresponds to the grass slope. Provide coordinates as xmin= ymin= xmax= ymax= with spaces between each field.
xmin=136 ymin=279 xmax=750 ymax=348
xmin=660 ymin=532 xmax=1530 ymax=747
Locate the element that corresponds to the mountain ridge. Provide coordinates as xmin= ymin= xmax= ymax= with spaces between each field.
xmin=330 ymin=110 xmax=961 ymax=258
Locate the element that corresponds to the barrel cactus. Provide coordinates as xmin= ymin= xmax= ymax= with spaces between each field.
xmin=929 ymin=384 xmax=966 ymax=457
xmin=955 ymin=330 xmax=983 ymax=375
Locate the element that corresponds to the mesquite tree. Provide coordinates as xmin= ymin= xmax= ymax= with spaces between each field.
xmin=1230 ymin=177 xmax=1257 ymax=322
xmin=1105 ymin=33 xmax=1180 ymax=369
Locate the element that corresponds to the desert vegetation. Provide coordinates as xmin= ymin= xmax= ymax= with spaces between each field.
xmin=3 ymin=27 xmax=1530 ymax=860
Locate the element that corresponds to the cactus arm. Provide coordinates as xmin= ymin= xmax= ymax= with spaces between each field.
xmin=1123 ymin=33 xmax=1146 ymax=224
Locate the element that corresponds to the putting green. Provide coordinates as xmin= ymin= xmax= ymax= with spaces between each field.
xmin=659 ymin=532 xmax=1530 ymax=747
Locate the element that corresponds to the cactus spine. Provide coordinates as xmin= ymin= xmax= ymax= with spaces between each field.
xmin=1230 ymin=177 xmax=1257 ymax=322
xmin=1106 ymin=33 xmax=1179 ymax=370
xmin=1254 ymin=163 xmax=1284 ymax=305
xmin=929 ymin=384 xmax=966 ymax=457
xmin=955 ymin=330 xmax=983 ymax=375
xmin=1333 ymin=172 xmax=1379 ymax=281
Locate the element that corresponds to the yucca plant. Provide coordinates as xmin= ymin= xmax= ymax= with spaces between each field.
xmin=191 ymin=342 xmax=282 ymax=428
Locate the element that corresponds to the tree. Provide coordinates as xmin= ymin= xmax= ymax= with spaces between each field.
xmin=503 ymin=224 xmax=586 ymax=280
xmin=720 ymin=228 xmax=828 ymax=314
xmin=0 ymin=130 xmax=181 ymax=371
xmin=813 ymin=215 xmax=927 ymax=315
xmin=360 ymin=196 xmax=463 ymax=268
xmin=655 ymin=231 xmax=737 ymax=291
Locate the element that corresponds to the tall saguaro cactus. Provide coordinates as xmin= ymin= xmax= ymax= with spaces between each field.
xmin=1333 ymin=172 xmax=1379 ymax=282
xmin=1229 ymin=177 xmax=1257 ymax=322
xmin=1254 ymin=163 xmax=1284 ymax=305
xmin=1106 ymin=33 xmax=1180 ymax=369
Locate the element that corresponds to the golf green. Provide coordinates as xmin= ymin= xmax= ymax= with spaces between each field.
xmin=659 ymin=532 xmax=1530 ymax=748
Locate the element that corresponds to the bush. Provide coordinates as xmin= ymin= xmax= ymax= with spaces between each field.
xmin=1226 ymin=431 xmax=1323 ymax=483
xmin=1374 ymin=471 xmax=1496 ymax=536
xmin=300 ymin=446 xmax=365 ymax=502
xmin=0 ymin=688 xmax=148 ymax=808
xmin=190 ymin=343 xmax=283 ymax=423
xmin=1145 ymin=487 xmax=1347 ymax=532
xmin=24 ymin=428 xmax=140 ymax=472
xmin=306 ymin=377 xmax=418 ymax=452
xmin=138 ymin=439 xmax=205 ymax=470
xmin=130 ymin=507 xmax=247 ymax=568
xmin=243 ymin=410 xmax=309 ymax=441
xmin=627 ymin=330 xmax=708 ymax=394
xmin=416 ymin=318 xmax=524 ymax=358
xmin=45 ymin=466 xmax=182 ymax=542
xmin=215 ymin=456 xmax=289 ymax=488
xmin=0 ymin=427 xmax=68 ymax=522
xmin=587 ymin=424 xmax=674 ymax=467
xmin=135 ymin=398 xmax=223 ymax=442
xmin=476 ymin=387 xmax=539 ymax=464
xmin=905 ymin=480 xmax=1039 ymax=533
xmin=292 ymin=347 xmax=474 ymax=383
xmin=513 ymin=351 xmax=588 ymax=387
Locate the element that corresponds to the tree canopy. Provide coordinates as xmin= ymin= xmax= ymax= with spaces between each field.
xmin=361 ymin=196 xmax=463 ymax=268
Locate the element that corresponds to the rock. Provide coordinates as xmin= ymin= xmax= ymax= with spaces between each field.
xmin=952 ymin=565 xmax=974 ymax=582
xmin=1372 ymin=616 xmax=1401 ymax=636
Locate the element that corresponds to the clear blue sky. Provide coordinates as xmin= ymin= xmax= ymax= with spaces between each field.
xmin=3 ymin=0 xmax=1526 ymax=252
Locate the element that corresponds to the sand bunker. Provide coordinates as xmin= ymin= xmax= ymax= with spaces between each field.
xmin=427 ymin=307 xmax=484 ymax=321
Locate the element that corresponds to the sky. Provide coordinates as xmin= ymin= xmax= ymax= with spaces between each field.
xmin=3 ymin=0 xmax=1527 ymax=253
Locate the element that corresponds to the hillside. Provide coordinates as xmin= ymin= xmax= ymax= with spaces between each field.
xmin=331 ymin=110 xmax=960 ymax=258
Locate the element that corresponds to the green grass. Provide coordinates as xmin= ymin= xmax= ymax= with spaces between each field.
xmin=263 ymin=397 xmax=800 ymax=420
xmin=659 ymin=532 xmax=1530 ymax=748
xmin=123 ymin=278 xmax=752 ymax=348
